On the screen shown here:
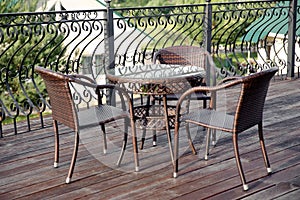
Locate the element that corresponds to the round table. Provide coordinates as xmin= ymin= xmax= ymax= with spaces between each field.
xmin=106 ymin=64 xmax=205 ymax=95
xmin=106 ymin=64 xmax=205 ymax=163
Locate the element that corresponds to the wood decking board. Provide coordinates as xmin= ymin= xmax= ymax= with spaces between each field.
xmin=0 ymin=79 xmax=299 ymax=199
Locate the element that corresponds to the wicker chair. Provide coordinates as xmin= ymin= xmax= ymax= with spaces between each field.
xmin=138 ymin=46 xmax=213 ymax=149
xmin=153 ymin=45 xmax=212 ymax=106
xmin=35 ymin=66 xmax=137 ymax=183
xmin=173 ymin=67 xmax=278 ymax=191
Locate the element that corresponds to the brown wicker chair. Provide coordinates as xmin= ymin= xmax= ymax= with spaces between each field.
xmin=138 ymin=46 xmax=213 ymax=149
xmin=173 ymin=67 xmax=278 ymax=191
xmin=35 ymin=66 xmax=137 ymax=183
xmin=153 ymin=45 xmax=212 ymax=106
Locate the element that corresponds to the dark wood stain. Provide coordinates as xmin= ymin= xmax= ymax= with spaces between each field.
xmin=0 ymin=79 xmax=299 ymax=200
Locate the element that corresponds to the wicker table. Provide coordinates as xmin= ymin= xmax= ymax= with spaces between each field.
xmin=106 ymin=64 xmax=205 ymax=163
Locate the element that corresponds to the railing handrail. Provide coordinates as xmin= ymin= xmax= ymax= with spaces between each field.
xmin=0 ymin=0 xmax=298 ymax=137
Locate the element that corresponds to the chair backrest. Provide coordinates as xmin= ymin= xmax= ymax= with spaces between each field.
xmin=153 ymin=45 xmax=217 ymax=86
xmin=233 ymin=67 xmax=278 ymax=133
xmin=35 ymin=66 xmax=78 ymax=131
xmin=153 ymin=46 xmax=208 ymax=70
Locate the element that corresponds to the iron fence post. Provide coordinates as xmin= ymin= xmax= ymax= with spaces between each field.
xmin=105 ymin=0 xmax=116 ymax=105
xmin=204 ymin=0 xmax=216 ymax=113
xmin=105 ymin=0 xmax=115 ymax=70
xmin=287 ymin=0 xmax=296 ymax=79
xmin=204 ymin=0 xmax=213 ymax=86
xmin=0 ymin=123 xmax=2 ymax=138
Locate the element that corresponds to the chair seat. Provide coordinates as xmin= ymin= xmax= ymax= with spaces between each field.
xmin=183 ymin=109 xmax=234 ymax=132
xmin=78 ymin=105 xmax=129 ymax=129
xmin=35 ymin=66 xmax=135 ymax=184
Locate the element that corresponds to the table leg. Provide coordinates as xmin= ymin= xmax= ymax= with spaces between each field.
xmin=150 ymin=95 xmax=157 ymax=147
xmin=130 ymin=98 xmax=140 ymax=172
xmin=162 ymin=94 xmax=174 ymax=163
xmin=139 ymin=95 xmax=157 ymax=149
xmin=132 ymin=124 xmax=140 ymax=172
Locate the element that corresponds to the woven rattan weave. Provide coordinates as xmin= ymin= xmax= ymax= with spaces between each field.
xmin=173 ymin=67 xmax=278 ymax=191
xmin=107 ymin=63 xmax=205 ymax=163
xmin=35 ymin=66 xmax=138 ymax=183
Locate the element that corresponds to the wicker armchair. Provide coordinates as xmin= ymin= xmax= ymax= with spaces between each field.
xmin=138 ymin=46 xmax=214 ymax=149
xmin=35 ymin=66 xmax=137 ymax=183
xmin=173 ymin=67 xmax=278 ymax=191
xmin=153 ymin=45 xmax=212 ymax=106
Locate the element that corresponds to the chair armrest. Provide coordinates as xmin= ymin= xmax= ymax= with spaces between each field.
xmin=95 ymin=84 xmax=131 ymax=102
xmin=65 ymin=74 xmax=97 ymax=84
xmin=67 ymin=74 xmax=96 ymax=84
xmin=175 ymin=78 xmax=242 ymax=122
xmin=66 ymin=74 xmax=97 ymax=87
xmin=95 ymin=84 xmax=134 ymax=114
xmin=177 ymin=81 xmax=237 ymax=102
xmin=67 ymin=75 xmax=134 ymax=116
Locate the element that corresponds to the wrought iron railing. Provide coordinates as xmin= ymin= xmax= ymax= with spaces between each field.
xmin=0 ymin=0 xmax=299 ymax=137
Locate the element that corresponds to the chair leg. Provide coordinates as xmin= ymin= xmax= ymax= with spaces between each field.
xmin=140 ymin=95 xmax=154 ymax=150
xmin=117 ymin=119 xmax=128 ymax=166
xmin=185 ymin=122 xmax=197 ymax=155
xmin=151 ymin=96 xmax=157 ymax=147
xmin=53 ymin=120 xmax=59 ymax=168
xmin=100 ymin=124 xmax=107 ymax=154
xmin=140 ymin=129 xmax=146 ymax=150
xmin=66 ymin=131 xmax=79 ymax=184
xmin=152 ymin=130 xmax=157 ymax=146
xmin=131 ymin=120 xmax=139 ymax=172
xmin=203 ymin=99 xmax=207 ymax=109
xmin=162 ymin=95 xmax=174 ymax=163
xmin=140 ymin=128 xmax=156 ymax=149
xmin=258 ymin=122 xmax=272 ymax=174
xmin=232 ymin=133 xmax=248 ymax=191
xmin=204 ymin=128 xmax=211 ymax=160
xmin=173 ymin=121 xmax=180 ymax=178
xmin=201 ymin=99 xmax=207 ymax=132
xmin=212 ymin=129 xmax=217 ymax=146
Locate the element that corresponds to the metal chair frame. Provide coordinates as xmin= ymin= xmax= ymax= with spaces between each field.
xmin=138 ymin=46 xmax=212 ymax=149
xmin=35 ymin=66 xmax=137 ymax=183
xmin=174 ymin=67 xmax=278 ymax=191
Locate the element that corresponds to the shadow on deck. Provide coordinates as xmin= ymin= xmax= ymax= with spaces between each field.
xmin=0 ymin=78 xmax=300 ymax=199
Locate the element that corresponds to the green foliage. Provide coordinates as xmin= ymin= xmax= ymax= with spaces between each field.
xmin=2 ymin=111 xmax=51 ymax=125
xmin=112 ymin=0 xmax=233 ymax=7
xmin=0 ymin=0 xmax=64 ymax=109
xmin=0 ymin=0 xmax=38 ymax=13
xmin=0 ymin=31 xmax=65 ymax=106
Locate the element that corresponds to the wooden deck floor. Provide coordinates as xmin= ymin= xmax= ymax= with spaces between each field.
xmin=1 ymin=78 xmax=300 ymax=200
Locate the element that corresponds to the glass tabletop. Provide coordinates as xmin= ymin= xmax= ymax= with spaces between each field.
xmin=106 ymin=64 xmax=205 ymax=83
xmin=106 ymin=64 xmax=206 ymax=95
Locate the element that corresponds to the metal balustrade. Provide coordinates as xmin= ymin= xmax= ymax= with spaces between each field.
xmin=0 ymin=0 xmax=299 ymax=137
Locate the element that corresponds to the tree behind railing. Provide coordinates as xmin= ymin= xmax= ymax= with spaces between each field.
xmin=0 ymin=0 xmax=298 ymax=137
xmin=0 ymin=9 xmax=109 ymax=136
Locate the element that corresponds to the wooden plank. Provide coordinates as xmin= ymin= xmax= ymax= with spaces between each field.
xmin=274 ymin=189 xmax=300 ymax=200
xmin=0 ymin=78 xmax=299 ymax=199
